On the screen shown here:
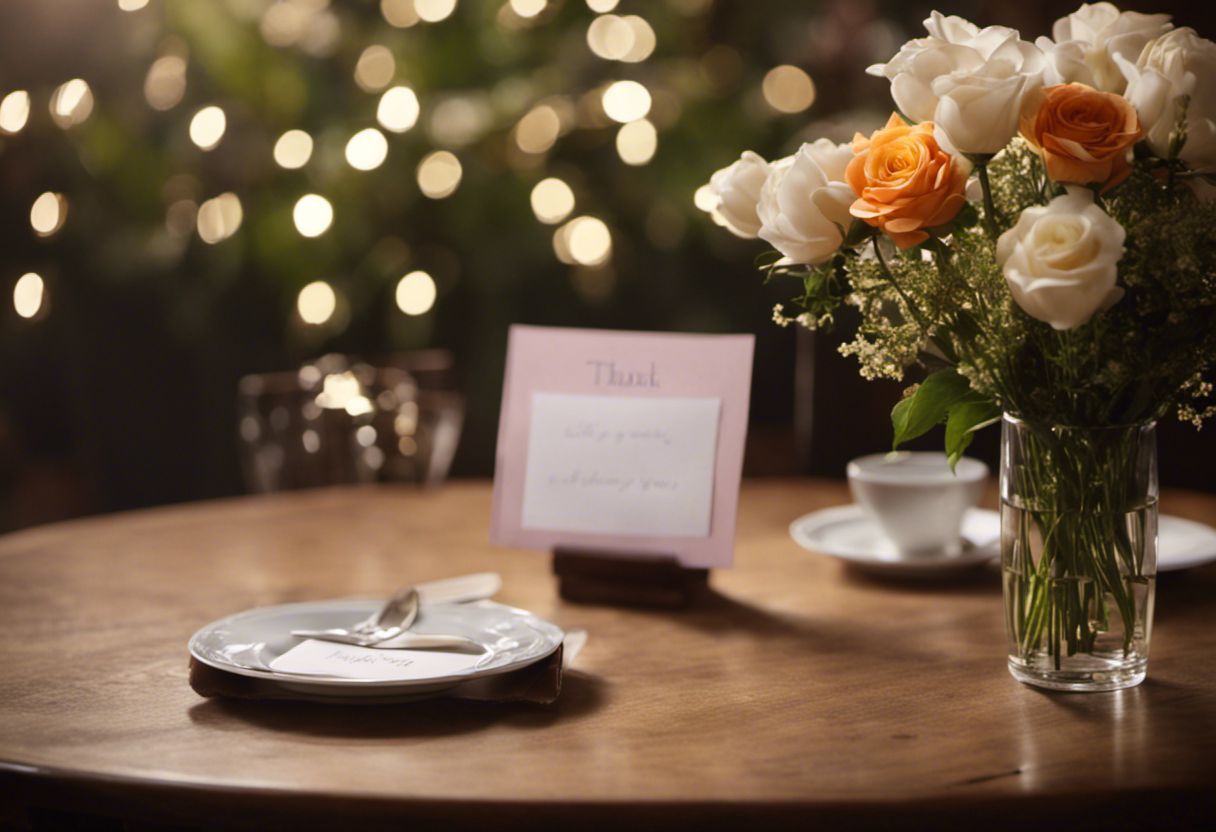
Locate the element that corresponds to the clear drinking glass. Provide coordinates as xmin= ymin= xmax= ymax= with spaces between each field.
xmin=1001 ymin=414 xmax=1157 ymax=692
xmin=237 ymin=353 xmax=463 ymax=492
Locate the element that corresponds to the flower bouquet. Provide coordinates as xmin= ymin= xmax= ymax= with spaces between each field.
xmin=702 ymin=3 xmax=1216 ymax=691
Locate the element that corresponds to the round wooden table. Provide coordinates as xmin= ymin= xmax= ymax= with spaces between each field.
xmin=2 ymin=480 xmax=1214 ymax=830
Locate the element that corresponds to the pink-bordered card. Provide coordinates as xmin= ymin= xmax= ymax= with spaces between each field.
xmin=490 ymin=325 xmax=754 ymax=568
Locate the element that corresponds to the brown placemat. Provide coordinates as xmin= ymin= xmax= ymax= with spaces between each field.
xmin=189 ymin=643 xmax=564 ymax=705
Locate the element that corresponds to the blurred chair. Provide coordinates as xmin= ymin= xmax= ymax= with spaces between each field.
xmin=237 ymin=353 xmax=463 ymax=493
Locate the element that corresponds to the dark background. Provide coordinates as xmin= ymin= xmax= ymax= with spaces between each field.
xmin=1 ymin=0 xmax=1213 ymax=532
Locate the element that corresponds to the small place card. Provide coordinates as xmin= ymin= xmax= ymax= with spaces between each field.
xmin=269 ymin=639 xmax=483 ymax=681
xmin=491 ymin=325 xmax=754 ymax=568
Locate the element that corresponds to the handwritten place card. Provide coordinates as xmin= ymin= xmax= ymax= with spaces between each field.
xmin=269 ymin=639 xmax=483 ymax=681
xmin=522 ymin=393 xmax=721 ymax=537
xmin=491 ymin=325 xmax=754 ymax=568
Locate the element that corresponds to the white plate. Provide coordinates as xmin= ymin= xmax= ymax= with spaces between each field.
xmin=789 ymin=504 xmax=1000 ymax=577
xmin=1159 ymin=514 xmax=1216 ymax=572
xmin=189 ymin=599 xmax=564 ymax=699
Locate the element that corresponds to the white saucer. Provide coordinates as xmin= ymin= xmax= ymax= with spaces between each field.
xmin=789 ymin=504 xmax=1000 ymax=577
xmin=1159 ymin=514 xmax=1216 ymax=572
xmin=189 ymin=599 xmax=564 ymax=700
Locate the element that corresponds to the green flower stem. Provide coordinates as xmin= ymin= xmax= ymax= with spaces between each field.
xmin=974 ymin=160 xmax=1000 ymax=242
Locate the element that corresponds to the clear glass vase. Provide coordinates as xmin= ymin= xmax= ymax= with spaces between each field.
xmin=1000 ymin=414 xmax=1157 ymax=692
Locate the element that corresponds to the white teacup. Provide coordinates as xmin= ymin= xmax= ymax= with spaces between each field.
xmin=846 ymin=452 xmax=988 ymax=558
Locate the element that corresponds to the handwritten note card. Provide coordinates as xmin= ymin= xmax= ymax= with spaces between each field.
xmin=491 ymin=326 xmax=754 ymax=568
xmin=522 ymin=393 xmax=720 ymax=537
xmin=270 ymin=639 xmax=482 ymax=680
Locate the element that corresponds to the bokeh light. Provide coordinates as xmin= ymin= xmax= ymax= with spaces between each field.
xmin=189 ymin=105 xmax=227 ymax=150
xmin=415 ymin=0 xmax=457 ymax=23
xmin=0 ymin=91 xmax=30 ymax=134
xmin=514 ymin=105 xmax=561 ymax=154
xmin=30 ymin=192 xmax=68 ymax=237
xmin=615 ymin=118 xmax=657 ymax=165
xmin=586 ymin=15 xmax=633 ymax=61
xmin=196 ymin=192 xmax=243 ymax=244
xmin=377 ymin=86 xmax=420 ymax=133
xmin=345 ymin=127 xmax=389 ymax=170
xmin=355 ymin=45 xmax=396 ymax=92
xmin=586 ymin=0 xmax=619 ymax=12
xmin=762 ymin=65 xmax=816 ymax=114
xmin=381 ymin=0 xmax=420 ymax=28
xmin=273 ymin=129 xmax=313 ymax=168
xmin=297 ymin=281 xmax=337 ymax=325
xmin=556 ymin=216 xmax=612 ymax=266
xmin=395 ymin=270 xmax=437 ymax=315
xmin=13 ymin=273 xmax=45 ymax=320
xmin=416 ymin=151 xmax=462 ymax=198
xmin=49 ymin=79 xmax=94 ymax=129
xmin=620 ymin=16 xmax=656 ymax=63
xmin=144 ymin=55 xmax=187 ymax=111
xmin=530 ymin=177 xmax=575 ymax=224
xmin=601 ymin=80 xmax=650 ymax=123
xmin=118 ymin=0 xmax=149 ymax=12
xmin=293 ymin=194 xmax=334 ymax=238
xmin=510 ymin=0 xmax=547 ymax=18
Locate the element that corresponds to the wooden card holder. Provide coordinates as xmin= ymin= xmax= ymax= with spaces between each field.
xmin=552 ymin=548 xmax=710 ymax=609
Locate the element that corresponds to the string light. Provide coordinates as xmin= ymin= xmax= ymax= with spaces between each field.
xmin=615 ymin=118 xmax=656 ymax=165
xmin=762 ymin=65 xmax=816 ymax=114
xmin=416 ymin=151 xmax=462 ymax=198
xmin=30 ymin=192 xmax=68 ymax=237
xmin=555 ymin=216 xmax=611 ymax=266
xmin=297 ymin=281 xmax=337 ymax=325
xmin=13 ymin=273 xmax=46 ymax=320
xmin=619 ymin=16 xmax=656 ymax=63
xmin=601 ymin=80 xmax=650 ymax=123
xmin=587 ymin=15 xmax=633 ymax=61
xmin=514 ymin=105 xmax=560 ymax=154
xmin=189 ymin=105 xmax=226 ymax=150
xmin=196 ymin=193 xmax=243 ymax=244
xmin=0 ymin=91 xmax=30 ymax=134
xmin=381 ymin=0 xmax=420 ymax=28
xmin=144 ymin=55 xmax=187 ymax=111
xmin=49 ymin=79 xmax=93 ymax=129
xmin=395 ymin=271 xmax=437 ymax=315
xmin=345 ymin=127 xmax=388 ymax=170
xmin=293 ymin=194 xmax=333 ymax=237
xmin=530 ymin=178 xmax=575 ymax=224
xmin=415 ymin=0 xmax=457 ymax=23
xmin=377 ymin=86 xmax=420 ymax=133
xmin=509 ymin=0 xmax=546 ymax=17
xmin=273 ymin=129 xmax=313 ymax=168
xmin=355 ymin=45 xmax=396 ymax=93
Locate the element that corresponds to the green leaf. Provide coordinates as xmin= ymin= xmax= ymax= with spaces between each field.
xmin=944 ymin=399 xmax=1002 ymax=469
xmin=891 ymin=369 xmax=974 ymax=449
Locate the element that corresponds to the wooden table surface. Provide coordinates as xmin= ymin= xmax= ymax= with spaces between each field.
xmin=1 ymin=479 xmax=1215 ymax=830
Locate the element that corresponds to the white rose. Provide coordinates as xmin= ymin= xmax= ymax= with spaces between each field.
xmin=868 ymin=11 xmax=1045 ymax=154
xmin=1118 ymin=27 xmax=1216 ymax=171
xmin=704 ymin=151 xmax=769 ymax=239
xmin=997 ymin=187 xmax=1126 ymax=330
xmin=1037 ymin=2 xmax=1172 ymax=92
xmin=756 ymin=139 xmax=856 ymax=266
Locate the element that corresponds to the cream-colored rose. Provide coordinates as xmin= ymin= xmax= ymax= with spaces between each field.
xmin=1037 ymin=2 xmax=1173 ymax=92
xmin=756 ymin=139 xmax=855 ymax=265
xmin=997 ymin=187 xmax=1126 ymax=330
xmin=868 ymin=11 xmax=1045 ymax=154
xmin=704 ymin=151 xmax=769 ymax=239
xmin=1118 ymin=27 xmax=1216 ymax=172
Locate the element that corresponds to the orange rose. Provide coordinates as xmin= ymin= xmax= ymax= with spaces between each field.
xmin=1019 ymin=83 xmax=1142 ymax=189
xmin=847 ymin=113 xmax=969 ymax=250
